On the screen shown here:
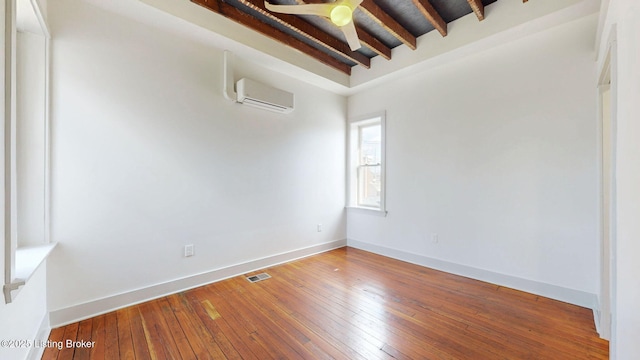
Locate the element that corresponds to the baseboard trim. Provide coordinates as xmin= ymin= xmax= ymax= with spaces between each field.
xmin=592 ymin=296 xmax=611 ymax=340
xmin=593 ymin=307 xmax=602 ymax=335
xmin=50 ymin=239 xmax=346 ymax=327
xmin=26 ymin=313 xmax=51 ymax=360
xmin=347 ymin=239 xmax=598 ymax=310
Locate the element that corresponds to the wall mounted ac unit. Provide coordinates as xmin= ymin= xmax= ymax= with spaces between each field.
xmin=236 ymin=78 xmax=294 ymax=114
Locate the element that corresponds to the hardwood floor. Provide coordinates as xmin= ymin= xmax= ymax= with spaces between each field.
xmin=43 ymin=247 xmax=609 ymax=359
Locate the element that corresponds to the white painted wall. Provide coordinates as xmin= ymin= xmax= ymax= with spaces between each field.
xmin=0 ymin=266 xmax=48 ymax=360
xmin=597 ymin=0 xmax=640 ymax=357
xmin=47 ymin=0 xmax=346 ymax=322
xmin=348 ymin=15 xmax=599 ymax=306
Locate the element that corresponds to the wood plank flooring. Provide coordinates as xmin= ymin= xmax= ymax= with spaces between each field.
xmin=43 ymin=247 xmax=609 ymax=359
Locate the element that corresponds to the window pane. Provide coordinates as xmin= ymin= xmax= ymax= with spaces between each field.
xmin=360 ymin=124 xmax=382 ymax=164
xmin=357 ymin=164 xmax=381 ymax=207
xmin=359 ymin=124 xmax=381 ymax=166
xmin=357 ymin=124 xmax=381 ymax=208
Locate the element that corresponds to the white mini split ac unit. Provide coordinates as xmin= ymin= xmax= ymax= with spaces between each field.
xmin=236 ymin=78 xmax=294 ymax=114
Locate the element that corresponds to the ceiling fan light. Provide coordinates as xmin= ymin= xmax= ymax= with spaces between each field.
xmin=330 ymin=5 xmax=352 ymax=27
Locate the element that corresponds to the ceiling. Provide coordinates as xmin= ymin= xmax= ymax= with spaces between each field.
xmin=123 ymin=0 xmax=597 ymax=93
xmin=189 ymin=0 xmax=532 ymax=76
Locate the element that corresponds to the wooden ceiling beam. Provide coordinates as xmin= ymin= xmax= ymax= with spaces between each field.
xmin=242 ymin=0 xmax=370 ymax=68
xmin=292 ymin=0 xmax=392 ymax=60
xmin=359 ymin=0 xmax=417 ymax=50
xmin=191 ymin=0 xmax=351 ymax=75
xmin=412 ymin=0 xmax=447 ymax=37
xmin=466 ymin=0 xmax=485 ymax=21
xmin=356 ymin=27 xmax=392 ymax=60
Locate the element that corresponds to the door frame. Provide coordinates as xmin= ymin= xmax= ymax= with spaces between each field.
xmin=595 ymin=29 xmax=617 ymax=341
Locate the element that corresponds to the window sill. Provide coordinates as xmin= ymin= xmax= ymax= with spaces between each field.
xmin=346 ymin=206 xmax=388 ymax=217
xmin=15 ymin=243 xmax=57 ymax=281
xmin=4 ymin=243 xmax=57 ymax=303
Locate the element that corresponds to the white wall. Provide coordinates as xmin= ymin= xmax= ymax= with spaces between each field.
xmin=348 ymin=15 xmax=599 ymax=307
xmin=0 ymin=266 xmax=48 ymax=360
xmin=597 ymin=0 xmax=640 ymax=358
xmin=47 ymin=0 xmax=346 ymax=324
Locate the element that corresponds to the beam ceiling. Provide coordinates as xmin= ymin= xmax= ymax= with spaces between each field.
xmin=189 ymin=0 xmax=541 ymax=76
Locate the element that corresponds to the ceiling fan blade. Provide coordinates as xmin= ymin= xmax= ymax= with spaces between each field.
xmin=340 ymin=20 xmax=361 ymax=51
xmin=264 ymin=2 xmax=332 ymax=17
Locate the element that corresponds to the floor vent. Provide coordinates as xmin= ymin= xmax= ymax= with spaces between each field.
xmin=246 ymin=273 xmax=271 ymax=283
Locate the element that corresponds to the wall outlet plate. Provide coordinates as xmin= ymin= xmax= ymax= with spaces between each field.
xmin=184 ymin=244 xmax=194 ymax=257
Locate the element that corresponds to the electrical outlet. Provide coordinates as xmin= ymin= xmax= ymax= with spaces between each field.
xmin=317 ymin=224 xmax=323 ymax=232
xmin=184 ymin=244 xmax=194 ymax=257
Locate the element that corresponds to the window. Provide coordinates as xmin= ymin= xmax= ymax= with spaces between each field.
xmin=2 ymin=0 xmax=53 ymax=304
xmin=348 ymin=112 xmax=386 ymax=215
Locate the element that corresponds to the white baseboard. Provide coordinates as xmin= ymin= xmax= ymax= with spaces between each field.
xmin=347 ymin=239 xmax=598 ymax=310
xmin=26 ymin=313 xmax=51 ymax=360
xmin=592 ymin=296 xmax=611 ymax=340
xmin=49 ymin=239 xmax=346 ymax=327
xmin=593 ymin=307 xmax=602 ymax=334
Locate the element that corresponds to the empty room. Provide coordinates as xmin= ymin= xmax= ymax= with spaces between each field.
xmin=1 ymin=0 xmax=639 ymax=359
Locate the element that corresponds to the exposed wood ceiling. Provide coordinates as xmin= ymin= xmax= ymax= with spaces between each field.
xmin=191 ymin=0 xmax=532 ymax=75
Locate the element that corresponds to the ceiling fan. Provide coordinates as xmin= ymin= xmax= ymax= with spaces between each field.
xmin=264 ymin=0 xmax=363 ymax=51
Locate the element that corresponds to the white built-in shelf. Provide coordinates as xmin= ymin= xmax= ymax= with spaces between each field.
xmin=15 ymin=243 xmax=57 ymax=282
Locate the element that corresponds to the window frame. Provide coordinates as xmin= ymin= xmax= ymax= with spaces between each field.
xmin=347 ymin=111 xmax=387 ymax=216
xmin=2 ymin=0 xmax=53 ymax=304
